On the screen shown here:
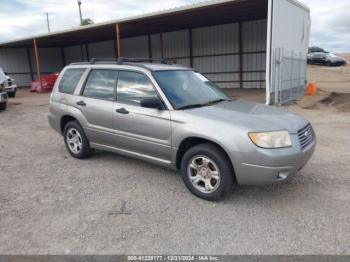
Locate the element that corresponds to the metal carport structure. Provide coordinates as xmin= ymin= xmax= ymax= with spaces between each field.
xmin=0 ymin=0 xmax=310 ymax=104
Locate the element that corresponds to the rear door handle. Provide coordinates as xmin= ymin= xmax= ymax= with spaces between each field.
xmin=116 ymin=108 xmax=129 ymax=114
xmin=77 ymin=101 xmax=86 ymax=106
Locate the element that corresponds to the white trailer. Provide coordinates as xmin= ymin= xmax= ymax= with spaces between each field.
xmin=267 ymin=0 xmax=311 ymax=104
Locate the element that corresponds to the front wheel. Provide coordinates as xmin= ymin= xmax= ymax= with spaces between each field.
xmin=180 ymin=143 xmax=235 ymax=201
xmin=8 ymin=90 xmax=16 ymax=98
xmin=63 ymin=121 xmax=94 ymax=159
xmin=0 ymin=102 xmax=7 ymax=111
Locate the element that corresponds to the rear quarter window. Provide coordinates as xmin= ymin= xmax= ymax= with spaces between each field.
xmin=58 ymin=68 xmax=85 ymax=94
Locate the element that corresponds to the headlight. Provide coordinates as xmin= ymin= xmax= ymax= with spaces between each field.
xmin=249 ymin=130 xmax=292 ymax=149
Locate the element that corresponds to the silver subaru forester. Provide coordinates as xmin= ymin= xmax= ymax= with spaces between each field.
xmin=48 ymin=58 xmax=316 ymax=201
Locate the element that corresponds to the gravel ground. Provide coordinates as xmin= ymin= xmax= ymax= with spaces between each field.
xmin=0 ymin=89 xmax=349 ymax=255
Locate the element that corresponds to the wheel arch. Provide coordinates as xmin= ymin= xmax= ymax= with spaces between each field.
xmin=60 ymin=115 xmax=78 ymax=134
xmin=175 ymin=136 xmax=237 ymax=182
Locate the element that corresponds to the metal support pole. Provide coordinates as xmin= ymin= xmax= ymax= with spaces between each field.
xmin=77 ymin=0 xmax=83 ymax=25
xmin=148 ymin=34 xmax=152 ymax=59
xmin=26 ymin=47 xmax=34 ymax=81
xmin=46 ymin=12 xmax=51 ymax=33
xmin=238 ymin=22 xmax=243 ymax=89
xmin=160 ymin=32 xmax=164 ymax=59
xmin=33 ymin=39 xmax=42 ymax=89
xmin=115 ymin=23 xmax=121 ymax=58
xmin=80 ymin=45 xmax=85 ymax=61
xmin=60 ymin=47 xmax=66 ymax=66
xmin=85 ymin=44 xmax=90 ymax=61
xmin=189 ymin=29 xmax=193 ymax=67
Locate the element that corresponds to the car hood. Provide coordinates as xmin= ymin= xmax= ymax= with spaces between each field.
xmin=177 ymin=100 xmax=308 ymax=134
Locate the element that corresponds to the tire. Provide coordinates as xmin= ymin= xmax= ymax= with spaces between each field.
xmin=63 ymin=120 xmax=94 ymax=159
xmin=8 ymin=90 xmax=16 ymax=98
xmin=180 ymin=143 xmax=235 ymax=201
xmin=0 ymin=102 xmax=7 ymax=111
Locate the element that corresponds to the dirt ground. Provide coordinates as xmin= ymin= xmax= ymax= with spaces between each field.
xmin=0 ymin=80 xmax=349 ymax=255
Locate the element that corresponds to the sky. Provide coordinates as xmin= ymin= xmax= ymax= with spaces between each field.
xmin=0 ymin=0 xmax=349 ymax=52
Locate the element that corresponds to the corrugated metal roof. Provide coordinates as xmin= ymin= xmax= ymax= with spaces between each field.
xmin=0 ymin=0 xmax=241 ymax=46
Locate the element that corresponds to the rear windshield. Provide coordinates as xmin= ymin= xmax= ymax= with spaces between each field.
xmin=58 ymin=68 xmax=85 ymax=94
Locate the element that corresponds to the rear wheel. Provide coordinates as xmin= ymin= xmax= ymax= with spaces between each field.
xmin=63 ymin=121 xmax=94 ymax=159
xmin=180 ymin=143 xmax=234 ymax=201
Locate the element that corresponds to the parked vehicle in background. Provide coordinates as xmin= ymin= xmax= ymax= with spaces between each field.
xmin=307 ymin=52 xmax=347 ymax=66
xmin=31 ymin=72 xmax=59 ymax=93
xmin=0 ymin=68 xmax=17 ymax=98
xmin=3 ymin=72 xmax=17 ymax=98
xmin=0 ymin=87 xmax=7 ymax=111
xmin=308 ymin=46 xmax=327 ymax=54
xmin=0 ymin=68 xmax=8 ymax=110
xmin=48 ymin=58 xmax=316 ymax=201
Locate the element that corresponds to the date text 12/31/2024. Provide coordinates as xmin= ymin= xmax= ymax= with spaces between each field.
xmin=127 ymin=256 xmax=220 ymax=261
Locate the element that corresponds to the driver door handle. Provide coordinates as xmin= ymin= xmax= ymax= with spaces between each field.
xmin=116 ymin=108 xmax=129 ymax=114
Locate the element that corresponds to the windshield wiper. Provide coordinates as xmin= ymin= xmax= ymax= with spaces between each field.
xmin=177 ymin=103 xmax=207 ymax=110
xmin=177 ymin=99 xmax=231 ymax=110
xmin=207 ymin=98 xmax=231 ymax=105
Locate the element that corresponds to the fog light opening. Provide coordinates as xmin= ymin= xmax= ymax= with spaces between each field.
xmin=277 ymin=171 xmax=289 ymax=180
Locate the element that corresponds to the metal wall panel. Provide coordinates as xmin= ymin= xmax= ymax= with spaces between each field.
xmin=121 ymin=36 xmax=149 ymax=58
xmin=0 ymin=48 xmax=29 ymax=72
xmin=64 ymin=45 xmax=86 ymax=64
xmin=171 ymin=58 xmax=191 ymax=67
xmin=242 ymin=19 xmax=267 ymax=52
xmin=163 ymin=30 xmax=190 ymax=58
xmin=88 ymin=40 xmax=115 ymax=59
xmin=241 ymin=19 xmax=267 ymax=89
xmin=192 ymin=23 xmax=240 ymax=88
xmin=216 ymin=82 xmax=240 ymax=88
xmin=193 ymin=23 xmax=239 ymax=56
xmin=193 ymin=55 xmax=240 ymax=73
xmin=9 ymin=74 xmax=32 ymax=87
xmin=0 ymin=48 xmax=32 ymax=87
xmin=151 ymin=34 xmax=162 ymax=59
xmin=30 ymin=48 xmax=63 ymax=74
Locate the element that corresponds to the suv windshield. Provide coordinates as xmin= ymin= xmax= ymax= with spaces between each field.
xmin=153 ymin=70 xmax=230 ymax=109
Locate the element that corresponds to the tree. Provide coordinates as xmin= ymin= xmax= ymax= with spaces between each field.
xmin=81 ymin=18 xmax=94 ymax=26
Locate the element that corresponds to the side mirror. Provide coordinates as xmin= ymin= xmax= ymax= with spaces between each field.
xmin=140 ymin=97 xmax=163 ymax=109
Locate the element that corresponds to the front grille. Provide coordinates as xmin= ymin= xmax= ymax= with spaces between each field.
xmin=297 ymin=124 xmax=314 ymax=150
xmin=7 ymin=79 xmax=12 ymax=86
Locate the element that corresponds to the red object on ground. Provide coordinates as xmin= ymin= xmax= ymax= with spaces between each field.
xmin=31 ymin=73 xmax=59 ymax=93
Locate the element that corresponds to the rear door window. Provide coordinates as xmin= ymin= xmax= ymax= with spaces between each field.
xmin=82 ymin=69 xmax=118 ymax=101
xmin=58 ymin=68 xmax=85 ymax=94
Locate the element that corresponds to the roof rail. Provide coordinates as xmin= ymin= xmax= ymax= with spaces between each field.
xmin=89 ymin=57 xmax=168 ymax=65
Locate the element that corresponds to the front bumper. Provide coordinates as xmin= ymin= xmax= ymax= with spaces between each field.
xmin=5 ymin=85 xmax=17 ymax=93
xmin=234 ymin=136 xmax=316 ymax=186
